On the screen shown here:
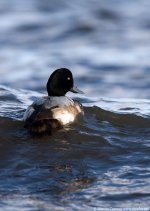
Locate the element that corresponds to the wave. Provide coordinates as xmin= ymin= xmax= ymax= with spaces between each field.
xmin=0 ymin=86 xmax=150 ymax=210
xmin=0 ymin=85 xmax=150 ymax=129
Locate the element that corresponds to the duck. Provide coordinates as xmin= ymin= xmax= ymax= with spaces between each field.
xmin=23 ymin=68 xmax=84 ymax=134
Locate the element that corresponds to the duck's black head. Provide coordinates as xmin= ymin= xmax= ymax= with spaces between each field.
xmin=46 ymin=68 xmax=83 ymax=96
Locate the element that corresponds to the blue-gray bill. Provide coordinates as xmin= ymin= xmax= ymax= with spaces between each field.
xmin=70 ymin=86 xmax=84 ymax=94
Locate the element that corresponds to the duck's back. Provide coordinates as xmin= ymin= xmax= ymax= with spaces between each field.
xmin=23 ymin=96 xmax=82 ymax=134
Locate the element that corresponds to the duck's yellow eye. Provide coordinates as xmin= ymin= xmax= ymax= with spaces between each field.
xmin=67 ymin=77 xmax=70 ymax=80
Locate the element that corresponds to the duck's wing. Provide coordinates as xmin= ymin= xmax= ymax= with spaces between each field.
xmin=23 ymin=104 xmax=61 ymax=133
xmin=36 ymin=106 xmax=78 ymax=125
xmin=23 ymin=104 xmax=43 ymax=127
xmin=23 ymin=97 xmax=45 ymax=122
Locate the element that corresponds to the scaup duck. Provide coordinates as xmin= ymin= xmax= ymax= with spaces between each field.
xmin=23 ymin=68 xmax=84 ymax=134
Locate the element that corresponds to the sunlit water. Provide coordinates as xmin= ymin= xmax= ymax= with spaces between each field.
xmin=0 ymin=0 xmax=150 ymax=210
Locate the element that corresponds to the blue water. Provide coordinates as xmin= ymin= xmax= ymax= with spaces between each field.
xmin=0 ymin=0 xmax=150 ymax=210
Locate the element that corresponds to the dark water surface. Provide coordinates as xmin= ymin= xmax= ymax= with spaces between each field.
xmin=0 ymin=0 xmax=150 ymax=210
xmin=0 ymin=86 xmax=150 ymax=210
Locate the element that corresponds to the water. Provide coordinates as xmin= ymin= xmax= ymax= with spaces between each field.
xmin=0 ymin=0 xmax=150 ymax=210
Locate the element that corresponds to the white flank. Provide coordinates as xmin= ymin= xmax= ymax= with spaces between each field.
xmin=53 ymin=110 xmax=74 ymax=125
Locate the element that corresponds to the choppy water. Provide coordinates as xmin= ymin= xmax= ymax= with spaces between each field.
xmin=0 ymin=86 xmax=150 ymax=210
xmin=0 ymin=0 xmax=150 ymax=210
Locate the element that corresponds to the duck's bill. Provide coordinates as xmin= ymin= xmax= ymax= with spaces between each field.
xmin=70 ymin=86 xmax=84 ymax=94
